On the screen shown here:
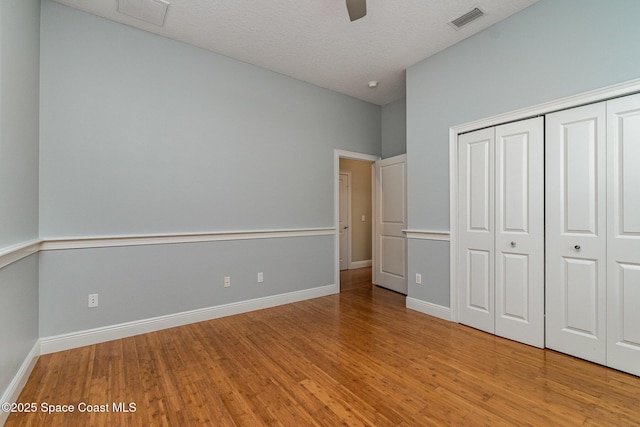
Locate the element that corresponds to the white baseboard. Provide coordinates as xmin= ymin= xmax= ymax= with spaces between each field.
xmin=40 ymin=284 xmax=338 ymax=354
xmin=349 ymin=259 xmax=372 ymax=269
xmin=0 ymin=341 xmax=40 ymax=426
xmin=406 ymin=297 xmax=451 ymax=321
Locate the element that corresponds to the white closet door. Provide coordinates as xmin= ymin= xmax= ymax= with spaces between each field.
xmin=494 ymin=117 xmax=544 ymax=348
xmin=607 ymin=93 xmax=640 ymax=376
xmin=458 ymin=128 xmax=495 ymax=334
xmin=546 ymin=103 xmax=607 ymax=365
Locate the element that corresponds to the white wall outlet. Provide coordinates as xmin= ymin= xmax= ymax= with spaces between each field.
xmin=361 ymin=214 xmax=366 ymax=222
xmin=257 ymin=272 xmax=264 ymax=283
xmin=415 ymin=273 xmax=422 ymax=285
xmin=88 ymin=293 xmax=99 ymax=308
xmin=224 ymin=276 xmax=231 ymax=288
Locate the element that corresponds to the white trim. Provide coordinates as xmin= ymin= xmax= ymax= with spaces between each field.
xmin=0 ymin=229 xmax=337 ymax=263
xmin=349 ymin=259 xmax=372 ymax=269
xmin=449 ymin=78 xmax=640 ymax=325
xmin=406 ymin=297 xmax=451 ymax=321
xmin=334 ymin=149 xmax=380 ymax=163
xmin=40 ymin=284 xmax=337 ymax=354
xmin=0 ymin=239 xmax=40 ymax=269
xmin=334 ymin=150 xmax=380 ymax=289
xmin=39 ymin=228 xmax=334 ymax=251
xmin=0 ymin=341 xmax=40 ymax=426
xmin=450 ymin=126 xmax=459 ymax=323
xmin=404 ymin=230 xmax=450 ymax=241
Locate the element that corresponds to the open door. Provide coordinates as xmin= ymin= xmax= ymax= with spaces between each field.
xmin=373 ymin=154 xmax=407 ymax=294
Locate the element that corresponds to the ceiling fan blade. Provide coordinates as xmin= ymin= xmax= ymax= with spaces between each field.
xmin=346 ymin=0 xmax=366 ymax=21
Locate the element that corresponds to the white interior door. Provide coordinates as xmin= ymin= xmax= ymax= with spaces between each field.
xmin=458 ymin=128 xmax=495 ymax=334
xmin=373 ymin=154 xmax=407 ymax=294
xmin=339 ymin=173 xmax=350 ymax=271
xmin=607 ymin=93 xmax=640 ymax=376
xmin=546 ymin=103 xmax=607 ymax=365
xmin=458 ymin=119 xmax=543 ymax=345
xmin=494 ymin=117 xmax=544 ymax=348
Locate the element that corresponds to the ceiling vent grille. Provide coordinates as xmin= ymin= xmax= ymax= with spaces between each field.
xmin=449 ymin=7 xmax=485 ymax=29
xmin=118 ymin=0 xmax=169 ymax=26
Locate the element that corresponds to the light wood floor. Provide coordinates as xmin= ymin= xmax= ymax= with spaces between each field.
xmin=6 ymin=268 xmax=640 ymax=426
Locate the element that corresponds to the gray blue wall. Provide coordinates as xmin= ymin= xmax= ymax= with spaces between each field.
xmin=38 ymin=1 xmax=381 ymax=336
xmin=40 ymin=1 xmax=381 ymax=237
xmin=6 ymin=0 xmax=640 ymax=402
xmin=39 ymin=237 xmax=333 ymax=336
xmin=0 ymin=0 xmax=40 ymax=402
xmin=0 ymin=255 xmax=39 ymax=396
xmin=381 ymin=98 xmax=406 ymax=158
xmin=0 ymin=0 xmax=40 ymax=248
xmin=407 ymin=0 xmax=640 ymax=307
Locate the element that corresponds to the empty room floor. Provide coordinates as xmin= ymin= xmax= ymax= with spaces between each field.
xmin=5 ymin=268 xmax=640 ymax=426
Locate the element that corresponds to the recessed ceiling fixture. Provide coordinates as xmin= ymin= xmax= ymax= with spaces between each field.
xmin=368 ymin=81 xmax=378 ymax=89
xmin=118 ymin=0 xmax=170 ymax=26
xmin=449 ymin=7 xmax=486 ymax=30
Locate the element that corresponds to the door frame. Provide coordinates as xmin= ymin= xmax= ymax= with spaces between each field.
xmin=334 ymin=150 xmax=380 ymax=288
xmin=338 ymin=171 xmax=352 ymax=270
xmin=449 ymin=77 xmax=640 ymax=323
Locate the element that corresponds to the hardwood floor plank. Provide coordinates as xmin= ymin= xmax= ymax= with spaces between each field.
xmin=5 ymin=268 xmax=640 ymax=426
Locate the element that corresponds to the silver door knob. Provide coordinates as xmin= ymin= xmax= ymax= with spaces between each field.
xmin=574 ymin=245 xmax=581 ymax=250
xmin=510 ymin=241 xmax=516 ymax=247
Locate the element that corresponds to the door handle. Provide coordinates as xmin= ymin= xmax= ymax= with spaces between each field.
xmin=574 ymin=245 xmax=581 ymax=250
xmin=510 ymin=241 xmax=516 ymax=247
xmin=343 ymin=226 xmax=348 ymax=230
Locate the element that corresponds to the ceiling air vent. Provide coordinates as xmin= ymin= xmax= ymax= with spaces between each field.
xmin=118 ymin=0 xmax=169 ymax=26
xmin=449 ymin=7 xmax=485 ymax=29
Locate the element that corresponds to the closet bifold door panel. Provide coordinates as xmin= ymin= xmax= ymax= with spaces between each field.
xmin=494 ymin=118 xmax=544 ymax=348
xmin=458 ymin=117 xmax=544 ymax=347
xmin=458 ymin=127 xmax=495 ymax=334
xmin=545 ymin=103 xmax=607 ymax=365
xmin=607 ymin=93 xmax=640 ymax=376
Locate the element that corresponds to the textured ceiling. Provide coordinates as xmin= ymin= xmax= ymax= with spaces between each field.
xmin=50 ymin=0 xmax=539 ymax=105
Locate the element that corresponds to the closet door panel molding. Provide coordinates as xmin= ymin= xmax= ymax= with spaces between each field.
xmin=494 ymin=118 xmax=544 ymax=348
xmin=458 ymin=128 xmax=495 ymax=334
xmin=457 ymin=119 xmax=543 ymax=346
xmin=545 ymin=103 xmax=607 ymax=365
xmin=607 ymin=93 xmax=640 ymax=376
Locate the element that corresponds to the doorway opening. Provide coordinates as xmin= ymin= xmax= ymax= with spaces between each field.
xmin=334 ymin=150 xmax=379 ymax=291
xmin=340 ymin=267 xmax=373 ymax=292
xmin=339 ymin=160 xmax=374 ymax=271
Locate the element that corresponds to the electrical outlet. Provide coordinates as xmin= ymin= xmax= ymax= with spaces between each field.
xmin=224 ymin=276 xmax=231 ymax=288
xmin=415 ymin=274 xmax=422 ymax=285
xmin=257 ymin=272 xmax=264 ymax=283
xmin=88 ymin=293 xmax=99 ymax=308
